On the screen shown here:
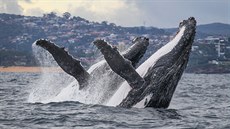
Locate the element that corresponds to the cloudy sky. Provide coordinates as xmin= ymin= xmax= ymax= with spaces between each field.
xmin=0 ymin=0 xmax=229 ymax=28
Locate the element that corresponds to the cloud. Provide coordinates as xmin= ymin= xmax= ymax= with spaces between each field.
xmin=25 ymin=8 xmax=44 ymax=16
xmin=124 ymin=0 xmax=230 ymax=27
xmin=66 ymin=0 xmax=142 ymax=26
xmin=23 ymin=0 xmax=32 ymax=3
xmin=4 ymin=0 xmax=229 ymax=27
xmin=0 ymin=0 xmax=23 ymax=14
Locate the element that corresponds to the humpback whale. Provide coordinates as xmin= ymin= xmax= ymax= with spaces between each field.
xmin=35 ymin=17 xmax=196 ymax=108
xmin=36 ymin=37 xmax=149 ymax=103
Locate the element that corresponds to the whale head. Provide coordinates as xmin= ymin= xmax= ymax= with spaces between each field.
xmin=136 ymin=17 xmax=197 ymax=108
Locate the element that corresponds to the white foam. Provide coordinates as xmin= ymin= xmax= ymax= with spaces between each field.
xmin=28 ymin=42 xmax=74 ymax=103
xmin=87 ymin=60 xmax=106 ymax=73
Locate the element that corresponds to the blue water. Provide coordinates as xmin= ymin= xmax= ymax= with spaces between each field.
xmin=0 ymin=72 xmax=230 ymax=129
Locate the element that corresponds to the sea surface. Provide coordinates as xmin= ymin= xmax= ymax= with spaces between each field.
xmin=0 ymin=72 xmax=230 ymax=129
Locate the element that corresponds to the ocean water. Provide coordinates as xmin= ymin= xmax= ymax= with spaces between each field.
xmin=0 ymin=72 xmax=230 ymax=129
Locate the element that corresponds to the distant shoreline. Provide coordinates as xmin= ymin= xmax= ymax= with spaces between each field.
xmin=0 ymin=66 xmax=63 ymax=73
xmin=1 ymin=66 xmax=230 ymax=74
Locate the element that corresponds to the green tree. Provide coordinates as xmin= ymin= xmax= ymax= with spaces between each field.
xmin=43 ymin=12 xmax=57 ymax=19
xmin=101 ymin=21 xmax=108 ymax=25
xmin=63 ymin=12 xmax=71 ymax=19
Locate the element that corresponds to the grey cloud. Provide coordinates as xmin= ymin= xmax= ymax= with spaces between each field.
xmin=110 ymin=7 xmax=143 ymax=27
xmin=124 ymin=0 xmax=230 ymax=27
xmin=25 ymin=8 xmax=44 ymax=16
xmin=71 ymin=7 xmax=102 ymax=22
xmin=68 ymin=1 xmax=143 ymax=27
xmin=24 ymin=0 xmax=32 ymax=3
xmin=1 ymin=0 xmax=228 ymax=28
xmin=0 ymin=0 xmax=23 ymax=14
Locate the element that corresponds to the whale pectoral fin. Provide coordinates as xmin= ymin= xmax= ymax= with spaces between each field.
xmin=93 ymin=39 xmax=145 ymax=89
xmin=123 ymin=37 xmax=149 ymax=67
xmin=36 ymin=39 xmax=90 ymax=89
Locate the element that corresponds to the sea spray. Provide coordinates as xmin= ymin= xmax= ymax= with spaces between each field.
xmin=49 ymin=61 xmax=122 ymax=105
xmin=28 ymin=41 xmax=127 ymax=105
xmin=28 ymin=42 xmax=74 ymax=103
xmin=28 ymin=42 xmax=117 ymax=105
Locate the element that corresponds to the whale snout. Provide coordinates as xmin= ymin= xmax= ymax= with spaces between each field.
xmin=35 ymin=39 xmax=50 ymax=47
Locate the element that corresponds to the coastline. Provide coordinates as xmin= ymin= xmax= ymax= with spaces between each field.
xmin=1 ymin=66 xmax=230 ymax=74
xmin=186 ymin=64 xmax=230 ymax=74
xmin=0 ymin=66 xmax=63 ymax=73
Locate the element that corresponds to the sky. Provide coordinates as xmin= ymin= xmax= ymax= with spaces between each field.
xmin=0 ymin=0 xmax=229 ymax=28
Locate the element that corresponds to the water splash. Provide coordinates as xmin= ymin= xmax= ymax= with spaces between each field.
xmin=45 ymin=61 xmax=121 ymax=105
xmin=28 ymin=42 xmax=74 ymax=103
xmin=28 ymin=42 xmax=114 ymax=105
xmin=28 ymin=42 xmax=126 ymax=105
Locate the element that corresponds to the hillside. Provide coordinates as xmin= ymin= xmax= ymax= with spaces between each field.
xmin=197 ymin=23 xmax=230 ymax=36
xmin=0 ymin=13 xmax=230 ymax=73
xmin=164 ymin=23 xmax=230 ymax=37
xmin=0 ymin=13 xmax=166 ymax=66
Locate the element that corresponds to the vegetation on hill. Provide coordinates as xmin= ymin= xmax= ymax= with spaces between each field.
xmin=0 ymin=13 xmax=230 ymax=73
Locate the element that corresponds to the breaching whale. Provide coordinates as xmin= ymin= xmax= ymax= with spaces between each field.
xmin=35 ymin=17 xmax=196 ymax=108
xmin=36 ymin=37 xmax=150 ymax=103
